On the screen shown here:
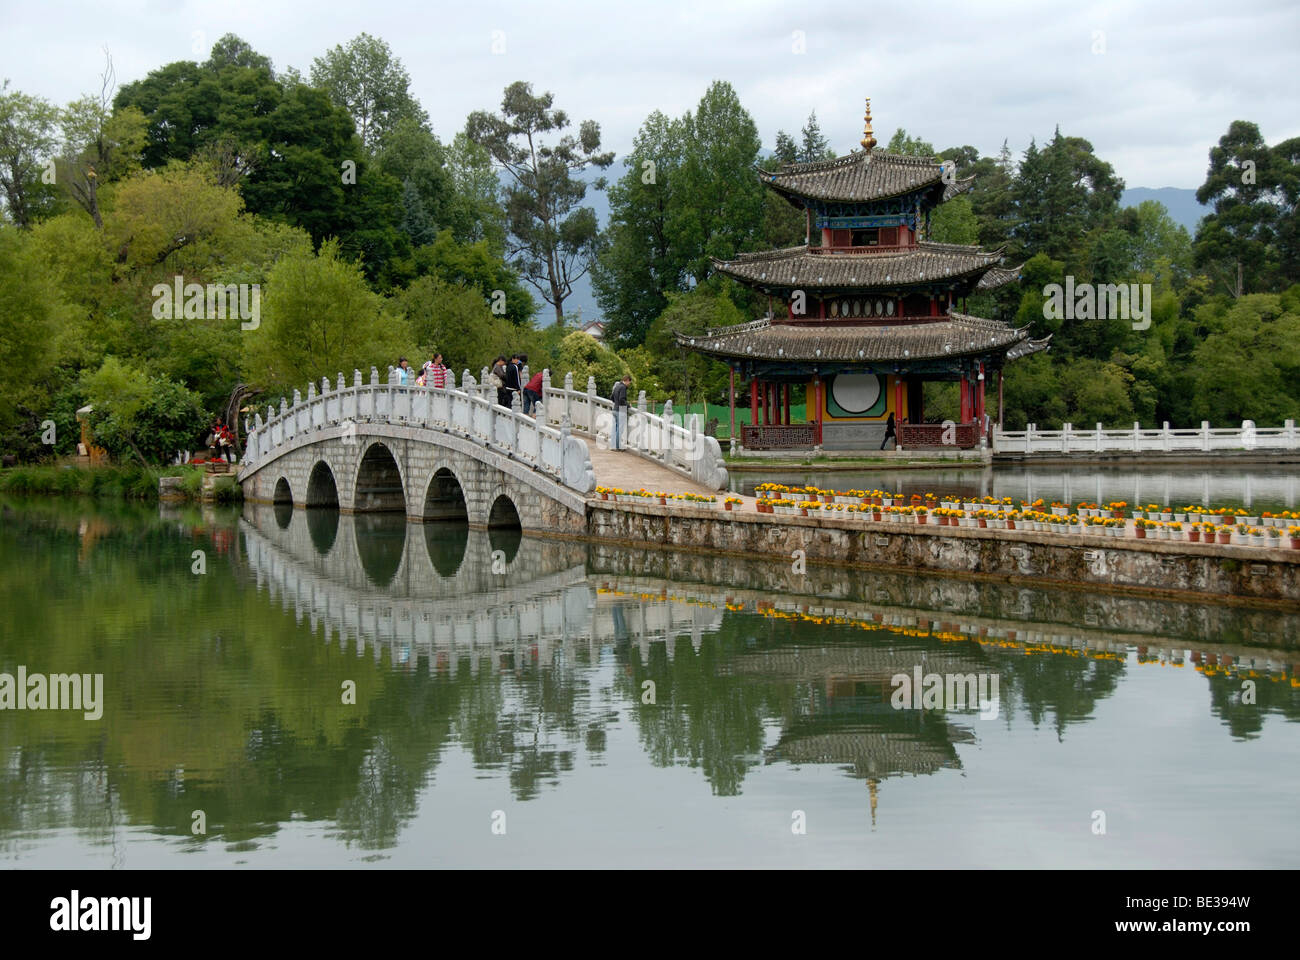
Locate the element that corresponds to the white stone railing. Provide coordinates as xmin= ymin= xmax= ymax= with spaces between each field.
xmin=241 ymin=366 xmax=595 ymax=494
xmin=541 ymin=371 xmax=729 ymax=491
xmin=994 ymin=420 xmax=1299 ymax=455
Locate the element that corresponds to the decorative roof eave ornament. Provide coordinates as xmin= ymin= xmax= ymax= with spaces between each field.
xmin=975 ymin=264 xmax=1024 ymax=292
xmin=1004 ymin=334 xmax=1053 ymax=361
xmin=861 ymin=97 xmax=877 ymax=153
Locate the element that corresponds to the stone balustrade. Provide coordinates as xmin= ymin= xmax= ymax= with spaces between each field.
xmin=541 ymin=371 xmax=729 ymax=491
xmin=995 ymin=420 xmax=1299 ymax=456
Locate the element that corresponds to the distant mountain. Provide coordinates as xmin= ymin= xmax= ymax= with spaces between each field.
xmin=1121 ymin=187 xmax=1207 ymax=234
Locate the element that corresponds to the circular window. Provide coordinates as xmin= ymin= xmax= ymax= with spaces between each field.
xmin=886 ymin=300 xmax=895 ymax=316
xmin=842 ymin=300 xmax=850 ymax=317
xmin=830 ymin=300 xmax=839 ymax=317
xmin=852 ymin=299 xmax=861 ymax=317
xmin=875 ymin=299 xmax=884 ymax=316
xmin=830 ymin=373 xmax=882 ymax=415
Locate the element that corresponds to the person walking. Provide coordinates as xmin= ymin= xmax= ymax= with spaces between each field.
xmin=522 ymin=368 xmax=544 ymax=416
xmin=491 ymin=355 xmax=510 ymax=408
xmin=610 ymin=374 xmax=631 ymax=450
xmin=396 ymin=357 xmax=412 ymax=386
xmin=880 ymin=412 xmax=896 ymax=450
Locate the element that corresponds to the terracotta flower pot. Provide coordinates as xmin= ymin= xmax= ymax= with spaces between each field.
xmin=600 ymin=492 xmax=608 ymax=500
xmin=1189 ymin=530 xmax=1200 ymax=542
xmin=1005 ymin=520 xmax=1015 ymax=530
xmin=1135 ymin=528 xmax=1146 ymax=539
xmin=658 ymin=497 xmax=667 ymax=505
xmin=917 ymin=515 xmax=927 ymax=524
xmin=724 ymin=502 xmax=733 ymax=511
xmin=978 ymin=518 xmax=987 ymax=528
xmin=800 ymin=508 xmax=809 ymax=517
xmin=1291 ymin=538 xmax=1300 ymax=550
xmin=1217 ymin=532 xmax=1231 ymax=544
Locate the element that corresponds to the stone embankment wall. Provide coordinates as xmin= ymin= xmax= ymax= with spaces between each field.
xmin=583 ymin=503 xmax=1300 ymax=607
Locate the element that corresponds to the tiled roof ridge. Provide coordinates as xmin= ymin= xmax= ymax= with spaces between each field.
xmin=767 ymin=150 xmax=945 ymax=177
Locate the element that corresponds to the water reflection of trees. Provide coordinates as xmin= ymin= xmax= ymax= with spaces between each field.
xmin=1 ymin=498 xmax=1295 ymax=859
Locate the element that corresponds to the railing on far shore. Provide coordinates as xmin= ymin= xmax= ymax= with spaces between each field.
xmin=994 ymin=420 xmax=1299 ymax=456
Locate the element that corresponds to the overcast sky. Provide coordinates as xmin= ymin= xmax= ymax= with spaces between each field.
xmin=2 ymin=0 xmax=1297 ymax=188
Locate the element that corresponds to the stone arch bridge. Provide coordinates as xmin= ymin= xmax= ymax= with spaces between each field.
xmin=239 ymin=368 xmax=598 ymax=534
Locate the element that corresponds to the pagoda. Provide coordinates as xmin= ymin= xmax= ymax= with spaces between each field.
xmin=677 ymin=99 xmax=1048 ymax=451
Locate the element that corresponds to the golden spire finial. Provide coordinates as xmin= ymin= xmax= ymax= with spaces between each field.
xmin=860 ymin=98 xmax=877 ymax=153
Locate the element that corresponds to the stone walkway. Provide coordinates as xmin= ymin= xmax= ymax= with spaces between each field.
xmin=581 ymin=438 xmax=725 ymax=499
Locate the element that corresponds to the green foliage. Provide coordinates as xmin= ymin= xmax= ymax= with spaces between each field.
xmin=80 ymin=358 xmax=207 ymax=465
xmin=555 ymin=331 xmax=629 ymax=396
xmin=309 ymin=32 xmax=428 ymax=154
xmin=642 ymin=287 xmax=745 ymax=406
xmin=242 ymin=239 xmax=408 ymax=394
xmin=466 ymin=81 xmax=614 ymax=323
xmin=0 ymin=226 xmax=65 ymax=434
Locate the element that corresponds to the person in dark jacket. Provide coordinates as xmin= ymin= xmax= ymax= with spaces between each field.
xmin=504 ymin=353 xmax=523 ymax=409
xmin=880 ymin=412 xmax=896 ymax=450
xmin=610 ymin=375 xmax=631 ymax=449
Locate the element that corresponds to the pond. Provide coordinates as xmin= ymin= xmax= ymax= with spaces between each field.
xmin=0 ymin=496 xmax=1296 ymax=868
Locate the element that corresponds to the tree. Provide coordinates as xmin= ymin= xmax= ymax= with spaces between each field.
xmin=0 ymin=81 xmax=60 ymax=227
xmin=798 ymin=110 xmax=833 ymax=162
xmin=0 ymin=226 xmax=65 ymax=437
xmin=671 ymin=81 xmax=763 ymax=282
xmin=643 ymin=287 xmax=746 ymax=406
xmin=58 ymin=53 xmax=147 ymax=229
xmin=1012 ymin=129 xmax=1123 ymax=262
xmin=592 ymin=110 xmax=687 ymax=346
xmin=772 ymin=130 xmax=797 ymax=165
xmin=555 ymin=331 xmax=629 ymax=396
xmin=467 ymin=81 xmax=614 ymax=323
xmin=1194 ymin=121 xmax=1292 ymax=297
xmin=241 ymin=239 xmax=408 ymax=394
xmin=310 ymin=33 xmax=427 ymax=154
xmin=80 ymin=357 xmax=206 ymax=465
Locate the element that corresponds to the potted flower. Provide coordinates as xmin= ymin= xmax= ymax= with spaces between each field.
xmin=1290 ymin=525 xmax=1300 ymax=550
xmin=916 ymin=506 xmax=929 ymax=525
xmin=723 ymin=496 xmax=742 ymax=512
xmin=1265 ymin=526 xmax=1281 ymax=547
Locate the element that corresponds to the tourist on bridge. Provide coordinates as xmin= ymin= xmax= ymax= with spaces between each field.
xmin=611 ymin=374 xmax=631 ymax=450
xmin=506 ymin=354 xmax=524 ymax=407
xmin=490 ymin=356 xmax=510 ymax=408
xmin=396 ymin=357 xmax=412 ymax=386
xmin=522 ymin=368 xmax=544 ymax=416
xmin=423 ymin=353 xmax=448 ymax=389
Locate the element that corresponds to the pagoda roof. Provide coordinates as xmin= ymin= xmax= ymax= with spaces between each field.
xmin=975 ymin=264 xmax=1024 ymax=292
xmin=675 ymin=312 xmax=1045 ymax=365
xmin=710 ymin=241 xmax=1007 ymax=292
xmin=760 ymin=149 xmax=973 ymax=206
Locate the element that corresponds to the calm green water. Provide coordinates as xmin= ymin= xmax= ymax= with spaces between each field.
xmin=1 ymin=496 xmax=1297 ymax=868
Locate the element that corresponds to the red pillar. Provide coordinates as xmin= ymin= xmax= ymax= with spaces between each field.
xmin=959 ymin=378 xmax=970 ymax=423
xmin=976 ymin=365 xmax=987 ymax=435
xmin=750 ymin=379 xmax=759 ymax=431
xmin=997 ymin=369 xmax=1004 ymax=427
xmin=894 ymin=376 xmax=905 ymax=424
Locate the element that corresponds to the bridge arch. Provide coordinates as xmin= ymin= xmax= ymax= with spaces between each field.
xmin=488 ymin=492 xmax=522 ymax=530
xmin=355 ymin=442 xmax=406 ymax=513
xmin=423 ymin=466 xmax=469 ymax=522
xmin=273 ymin=476 xmax=293 ymax=504
xmin=306 ymin=460 xmax=339 ymax=508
